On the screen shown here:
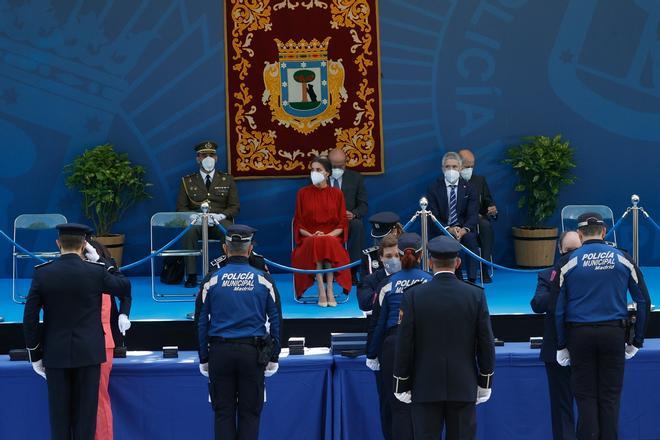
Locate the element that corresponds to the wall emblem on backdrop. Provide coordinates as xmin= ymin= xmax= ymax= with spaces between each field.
xmin=549 ymin=0 xmax=660 ymax=141
xmin=225 ymin=0 xmax=383 ymax=178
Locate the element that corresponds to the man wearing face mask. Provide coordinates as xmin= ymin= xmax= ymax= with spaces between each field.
xmin=177 ymin=141 xmax=240 ymax=287
xmin=328 ymin=148 xmax=369 ymax=282
xmin=426 ymin=151 xmax=480 ymax=282
xmin=531 ymin=231 xmax=581 ymax=440
xmin=458 ymin=149 xmax=497 ymax=283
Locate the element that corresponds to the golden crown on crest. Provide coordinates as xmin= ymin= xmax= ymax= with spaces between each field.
xmin=275 ymin=37 xmax=331 ymax=61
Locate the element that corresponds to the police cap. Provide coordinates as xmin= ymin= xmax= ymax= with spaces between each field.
xmin=577 ymin=212 xmax=605 ymax=228
xmin=195 ymin=140 xmax=218 ymax=154
xmin=368 ymin=211 xmax=400 ymax=238
xmin=428 ymin=235 xmax=462 ymax=258
xmin=398 ymin=233 xmax=423 ymax=253
xmin=56 ymin=223 xmax=91 ymax=237
xmin=225 ymin=224 xmax=256 ymax=242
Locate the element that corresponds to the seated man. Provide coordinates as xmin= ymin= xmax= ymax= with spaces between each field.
xmin=426 ymin=151 xmax=479 ymax=281
xmin=328 ymin=147 xmax=368 ymax=281
xmin=176 ymin=141 xmax=240 ymax=287
xmin=458 ymin=148 xmax=498 ymax=283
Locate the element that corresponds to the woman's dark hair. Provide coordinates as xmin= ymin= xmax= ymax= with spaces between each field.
xmin=310 ymin=156 xmax=332 ymax=174
xmin=401 ymin=249 xmax=421 ymax=270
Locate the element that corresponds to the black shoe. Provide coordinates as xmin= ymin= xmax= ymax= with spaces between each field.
xmin=184 ymin=275 xmax=198 ymax=288
xmin=483 ymin=273 xmax=493 ymax=284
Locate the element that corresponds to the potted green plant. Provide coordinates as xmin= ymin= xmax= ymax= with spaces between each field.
xmin=503 ymin=135 xmax=576 ymax=267
xmin=64 ymin=143 xmax=152 ymax=265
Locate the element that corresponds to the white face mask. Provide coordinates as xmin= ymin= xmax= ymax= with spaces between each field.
xmin=444 ymin=169 xmax=460 ymax=184
xmin=310 ymin=171 xmax=326 ymax=185
xmin=460 ymin=167 xmax=473 ymax=181
xmin=201 ymin=156 xmax=216 ymax=172
xmin=331 ymin=168 xmax=344 ymax=180
xmin=382 ymin=257 xmax=402 ymax=274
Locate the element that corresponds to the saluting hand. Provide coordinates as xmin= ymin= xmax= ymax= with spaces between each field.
xmin=84 ymin=242 xmax=100 ymax=262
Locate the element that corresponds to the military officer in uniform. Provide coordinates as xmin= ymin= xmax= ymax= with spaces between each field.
xmin=357 ymin=211 xmax=404 ymax=312
xmin=176 ymin=140 xmax=240 ymax=287
xmin=23 ymin=223 xmax=131 ymax=440
xmin=197 ymin=224 xmax=282 ymax=440
xmin=393 ymin=235 xmax=495 ymax=440
xmin=555 ymin=213 xmax=650 ymax=440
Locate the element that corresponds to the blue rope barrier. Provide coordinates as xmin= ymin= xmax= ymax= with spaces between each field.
xmin=643 ymin=212 xmax=660 ymax=232
xmin=120 ymin=223 xmax=194 ymax=271
xmin=263 ymin=257 xmax=361 ymax=274
xmin=401 ymin=216 xmax=416 ymax=232
xmin=431 ymin=218 xmax=545 ymax=273
xmin=605 ymin=212 xmax=627 ymax=239
xmin=0 ymin=230 xmax=48 ymax=263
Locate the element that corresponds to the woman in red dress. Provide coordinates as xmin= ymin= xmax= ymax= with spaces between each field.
xmin=292 ymin=156 xmax=352 ymax=306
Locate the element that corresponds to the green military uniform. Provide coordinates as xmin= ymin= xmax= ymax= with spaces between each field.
xmin=176 ymin=141 xmax=240 ymax=278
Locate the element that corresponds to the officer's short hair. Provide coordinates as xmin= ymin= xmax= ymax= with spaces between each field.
xmin=579 ymin=223 xmax=605 ymax=237
xmin=225 ymin=240 xmax=251 ymax=255
xmin=430 ymin=255 xmax=458 ymax=269
xmin=442 ymin=151 xmax=462 ymax=168
xmin=58 ymin=234 xmax=84 ymax=251
xmin=378 ymin=234 xmax=399 ymax=256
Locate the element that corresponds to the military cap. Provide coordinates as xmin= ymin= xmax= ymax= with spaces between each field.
xmin=195 ymin=140 xmax=218 ymax=154
xmin=398 ymin=233 xmax=423 ymax=253
xmin=428 ymin=235 xmax=462 ymax=258
xmin=368 ymin=211 xmax=400 ymax=238
xmin=56 ymin=223 xmax=91 ymax=237
xmin=225 ymin=224 xmax=257 ymax=242
xmin=577 ymin=212 xmax=605 ymax=228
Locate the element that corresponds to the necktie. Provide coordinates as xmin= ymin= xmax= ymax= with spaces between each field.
xmin=332 ymin=178 xmax=339 ymax=188
xmin=448 ymin=185 xmax=458 ymax=226
xmin=205 ymin=175 xmax=211 ymax=191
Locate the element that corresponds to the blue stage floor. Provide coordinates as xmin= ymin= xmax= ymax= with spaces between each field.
xmin=2 ymin=268 xmax=659 ymax=323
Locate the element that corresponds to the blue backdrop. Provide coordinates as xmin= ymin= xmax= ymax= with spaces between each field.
xmin=1 ymin=0 xmax=659 ymax=277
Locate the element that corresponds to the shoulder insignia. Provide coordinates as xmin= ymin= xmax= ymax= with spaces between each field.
xmin=362 ymin=246 xmax=379 ymax=255
xmin=210 ymin=255 xmax=228 ymax=269
xmin=34 ymin=260 xmax=53 ymax=269
xmin=184 ymin=172 xmax=197 ymax=178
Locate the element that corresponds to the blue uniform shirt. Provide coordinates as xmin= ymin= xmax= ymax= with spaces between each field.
xmin=198 ymin=256 xmax=281 ymax=363
xmin=555 ymin=240 xmax=648 ymax=349
xmin=367 ymin=268 xmax=432 ymax=358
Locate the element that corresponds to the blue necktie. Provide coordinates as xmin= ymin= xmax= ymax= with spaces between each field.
xmin=332 ymin=178 xmax=339 ymax=188
xmin=448 ymin=185 xmax=458 ymax=226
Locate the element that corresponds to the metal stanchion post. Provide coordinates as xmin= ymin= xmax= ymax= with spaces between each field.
xmin=201 ymin=201 xmax=210 ymax=278
xmin=419 ymin=197 xmax=430 ymax=272
xmin=631 ymin=194 xmax=640 ymax=265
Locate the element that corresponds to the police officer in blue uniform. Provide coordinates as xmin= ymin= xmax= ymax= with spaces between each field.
xmin=22 ymin=223 xmax=131 ymax=440
xmin=366 ymin=233 xmax=432 ymax=440
xmin=531 ymin=231 xmax=581 ymax=440
xmin=197 ymin=225 xmax=282 ymax=440
xmin=555 ymin=213 xmax=651 ymax=440
xmin=393 ymin=235 xmax=495 ymax=440
xmin=357 ymin=211 xmax=403 ymax=311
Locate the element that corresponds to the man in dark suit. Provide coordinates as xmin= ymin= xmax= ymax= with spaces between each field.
xmin=23 ymin=223 xmax=131 ymax=440
xmin=458 ymin=149 xmax=497 ymax=283
xmin=328 ymin=148 xmax=368 ymax=279
xmin=176 ymin=140 xmax=240 ymax=287
xmin=530 ymin=231 xmax=581 ymax=440
xmin=426 ymin=151 xmax=480 ymax=281
xmin=393 ymin=236 xmax=495 ymax=439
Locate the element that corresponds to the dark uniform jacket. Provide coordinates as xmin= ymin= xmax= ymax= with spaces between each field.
xmin=426 ymin=177 xmax=478 ymax=234
xmin=467 ymin=174 xmax=495 ymax=216
xmin=22 ymin=254 xmax=131 ymax=368
xmin=357 ymin=266 xmax=387 ymax=312
xmin=393 ymin=272 xmax=495 ymax=402
xmin=338 ymin=169 xmax=368 ymax=219
xmin=176 ymin=171 xmax=240 ymax=219
xmin=531 ymin=267 xmax=562 ymax=363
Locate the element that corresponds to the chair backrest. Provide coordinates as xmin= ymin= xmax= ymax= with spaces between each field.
xmin=151 ymin=212 xmax=196 ymax=228
xmin=14 ymin=214 xmax=67 ymax=231
xmin=560 ymin=205 xmax=617 ymax=244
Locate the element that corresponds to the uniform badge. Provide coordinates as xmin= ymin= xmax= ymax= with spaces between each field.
xmin=371 ymin=260 xmax=379 ymax=269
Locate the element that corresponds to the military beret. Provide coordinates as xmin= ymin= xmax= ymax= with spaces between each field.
xmin=398 ymin=233 xmax=423 ymax=253
xmin=195 ymin=140 xmax=218 ymax=154
xmin=368 ymin=211 xmax=400 ymax=238
xmin=225 ymin=224 xmax=256 ymax=242
xmin=56 ymin=223 xmax=91 ymax=237
xmin=428 ymin=235 xmax=462 ymax=258
xmin=577 ymin=212 xmax=605 ymax=228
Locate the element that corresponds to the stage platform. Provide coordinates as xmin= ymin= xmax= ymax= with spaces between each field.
xmin=2 ymin=268 xmax=659 ymax=353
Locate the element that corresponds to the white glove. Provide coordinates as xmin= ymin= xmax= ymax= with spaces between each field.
xmin=84 ymin=242 xmax=100 ymax=262
xmin=476 ymin=386 xmax=491 ymax=405
xmin=189 ymin=214 xmax=202 ymax=225
xmin=118 ymin=314 xmax=131 ymax=335
xmin=394 ymin=391 xmax=412 ymax=404
xmin=625 ymin=344 xmax=639 ymax=360
xmin=199 ymin=363 xmax=209 ymax=377
xmin=264 ymin=362 xmax=279 ymax=377
xmin=210 ymin=213 xmax=227 ymax=225
xmin=556 ymin=348 xmax=571 ymax=366
xmin=32 ymin=360 xmax=46 ymax=380
xmin=365 ymin=358 xmax=380 ymax=371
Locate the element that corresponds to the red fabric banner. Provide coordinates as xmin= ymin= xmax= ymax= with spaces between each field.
xmin=224 ymin=0 xmax=384 ymax=179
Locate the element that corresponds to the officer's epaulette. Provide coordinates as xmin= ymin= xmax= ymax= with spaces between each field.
xmin=84 ymin=260 xmax=106 ymax=267
xmin=460 ymin=279 xmax=484 ymax=290
xmin=34 ymin=260 xmax=53 ymax=269
xmin=362 ymin=246 xmax=379 ymax=255
xmin=183 ymin=172 xmax=197 ymax=179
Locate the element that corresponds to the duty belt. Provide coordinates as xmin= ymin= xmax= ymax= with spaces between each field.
xmin=567 ymin=319 xmax=627 ymax=328
xmin=209 ymin=336 xmax=261 ymax=346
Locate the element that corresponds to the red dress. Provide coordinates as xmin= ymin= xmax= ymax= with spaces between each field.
xmin=291 ymin=184 xmax=351 ymax=298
